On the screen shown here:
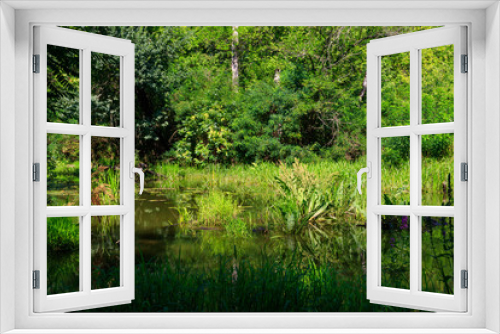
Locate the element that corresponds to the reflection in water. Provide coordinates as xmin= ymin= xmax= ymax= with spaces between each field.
xmin=51 ymin=190 xmax=368 ymax=290
xmin=134 ymin=192 xmax=337 ymax=270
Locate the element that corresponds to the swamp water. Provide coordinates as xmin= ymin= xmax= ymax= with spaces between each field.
xmin=47 ymin=167 xmax=449 ymax=312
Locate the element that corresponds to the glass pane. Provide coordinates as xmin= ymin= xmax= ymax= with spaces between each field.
xmin=47 ymin=134 xmax=80 ymax=206
xmin=47 ymin=45 xmax=80 ymax=124
xmin=381 ymin=136 xmax=410 ymax=205
xmin=91 ymin=215 xmax=120 ymax=290
xmin=421 ymin=45 xmax=454 ymax=124
xmin=47 ymin=217 xmax=80 ymax=295
xmin=381 ymin=52 xmax=410 ymax=127
xmin=91 ymin=137 xmax=120 ymax=206
xmin=381 ymin=215 xmax=410 ymax=290
xmin=91 ymin=52 xmax=121 ymax=127
xmin=421 ymin=134 xmax=454 ymax=206
xmin=422 ymin=216 xmax=454 ymax=294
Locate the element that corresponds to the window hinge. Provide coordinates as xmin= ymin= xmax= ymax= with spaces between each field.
xmin=461 ymin=54 xmax=468 ymax=73
xmin=33 ymin=270 xmax=40 ymax=289
xmin=33 ymin=54 xmax=40 ymax=73
xmin=461 ymin=162 xmax=468 ymax=182
xmin=33 ymin=163 xmax=40 ymax=182
xmin=461 ymin=270 xmax=468 ymax=289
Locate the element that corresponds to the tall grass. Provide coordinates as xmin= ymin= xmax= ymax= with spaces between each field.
xmin=91 ymin=168 xmax=120 ymax=205
xmin=81 ymin=252 xmax=416 ymax=313
xmin=47 ymin=217 xmax=79 ymax=252
xmin=150 ymin=159 xmax=369 ymax=230
xmin=195 ymin=191 xmax=241 ymax=225
xmin=49 ymin=157 xmax=455 ymax=312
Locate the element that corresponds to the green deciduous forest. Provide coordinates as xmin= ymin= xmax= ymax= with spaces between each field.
xmin=46 ymin=26 xmax=455 ymax=312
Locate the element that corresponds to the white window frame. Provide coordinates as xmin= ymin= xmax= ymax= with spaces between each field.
xmin=1 ymin=1 xmax=499 ymax=333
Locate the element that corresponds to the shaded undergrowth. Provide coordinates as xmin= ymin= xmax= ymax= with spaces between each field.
xmin=81 ymin=251 xmax=416 ymax=313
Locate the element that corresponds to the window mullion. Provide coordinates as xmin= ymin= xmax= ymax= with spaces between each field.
xmin=409 ymin=47 xmax=420 ymax=294
xmin=82 ymin=48 xmax=92 ymax=293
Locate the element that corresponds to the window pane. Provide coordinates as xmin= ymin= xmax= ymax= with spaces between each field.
xmin=47 ymin=134 xmax=80 ymax=206
xmin=47 ymin=217 xmax=80 ymax=295
xmin=92 ymin=215 xmax=120 ymax=290
xmin=421 ymin=134 xmax=454 ymax=206
xmin=47 ymin=45 xmax=80 ymax=124
xmin=421 ymin=45 xmax=454 ymax=124
xmin=91 ymin=52 xmax=121 ymax=127
xmin=422 ymin=216 xmax=454 ymax=294
xmin=91 ymin=137 xmax=120 ymax=206
xmin=381 ymin=136 xmax=410 ymax=205
xmin=381 ymin=52 xmax=410 ymax=127
xmin=381 ymin=215 xmax=410 ymax=290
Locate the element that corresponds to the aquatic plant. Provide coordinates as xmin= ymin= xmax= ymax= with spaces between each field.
xmin=224 ymin=219 xmax=251 ymax=238
xmin=79 ymin=251 xmax=417 ymax=313
xmin=195 ymin=190 xmax=241 ymax=225
xmin=273 ymin=159 xmax=334 ymax=234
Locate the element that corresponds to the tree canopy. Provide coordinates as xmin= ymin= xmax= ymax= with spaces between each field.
xmin=47 ymin=26 xmax=452 ymax=165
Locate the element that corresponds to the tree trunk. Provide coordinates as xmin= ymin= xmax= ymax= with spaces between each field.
xmin=274 ymin=68 xmax=282 ymax=139
xmin=359 ymin=72 xmax=367 ymax=100
xmin=274 ymin=68 xmax=281 ymax=85
xmin=231 ymin=26 xmax=239 ymax=90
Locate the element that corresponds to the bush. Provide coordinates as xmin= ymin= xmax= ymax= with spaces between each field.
xmin=422 ymin=134 xmax=453 ymax=158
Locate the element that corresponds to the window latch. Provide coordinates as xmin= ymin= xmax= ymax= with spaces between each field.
xmin=130 ymin=162 xmax=144 ymax=195
xmin=357 ymin=162 xmax=372 ymax=195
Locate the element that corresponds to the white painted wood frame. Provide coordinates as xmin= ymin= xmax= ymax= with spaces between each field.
xmin=366 ymin=26 xmax=467 ymax=312
xmin=32 ymin=26 xmax=135 ymax=313
xmin=2 ymin=3 xmax=493 ymax=333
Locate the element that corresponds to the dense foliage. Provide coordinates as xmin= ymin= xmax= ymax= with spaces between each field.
xmin=47 ymin=26 xmax=454 ymax=165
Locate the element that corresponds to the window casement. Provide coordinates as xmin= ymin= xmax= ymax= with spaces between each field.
xmin=33 ymin=26 xmax=138 ymax=312
xmin=363 ymin=26 xmax=468 ymax=312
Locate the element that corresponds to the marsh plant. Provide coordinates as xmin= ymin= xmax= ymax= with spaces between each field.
xmin=224 ymin=219 xmax=251 ymax=238
xmin=274 ymin=159 xmax=335 ymax=234
xmin=47 ymin=217 xmax=79 ymax=252
xmin=195 ymin=191 xmax=241 ymax=226
xmin=91 ymin=168 xmax=121 ymax=206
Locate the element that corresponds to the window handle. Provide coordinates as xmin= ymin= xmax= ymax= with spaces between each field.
xmin=357 ymin=162 xmax=372 ymax=195
xmin=130 ymin=162 xmax=144 ymax=195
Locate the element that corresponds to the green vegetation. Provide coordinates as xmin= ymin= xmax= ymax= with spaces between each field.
xmin=49 ymin=157 xmax=454 ymax=311
xmin=47 ymin=217 xmax=79 ymax=252
xmin=46 ymin=26 xmax=453 ymax=166
xmin=85 ymin=253 xmax=412 ymax=312
xmin=195 ymin=191 xmax=241 ymax=225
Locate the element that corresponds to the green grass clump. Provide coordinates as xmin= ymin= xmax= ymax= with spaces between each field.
xmin=47 ymin=217 xmax=79 ymax=252
xmin=196 ymin=191 xmax=241 ymax=225
xmin=224 ymin=219 xmax=250 ymax=238
xmin=274 ymin=159 xmax=334 ymax=234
